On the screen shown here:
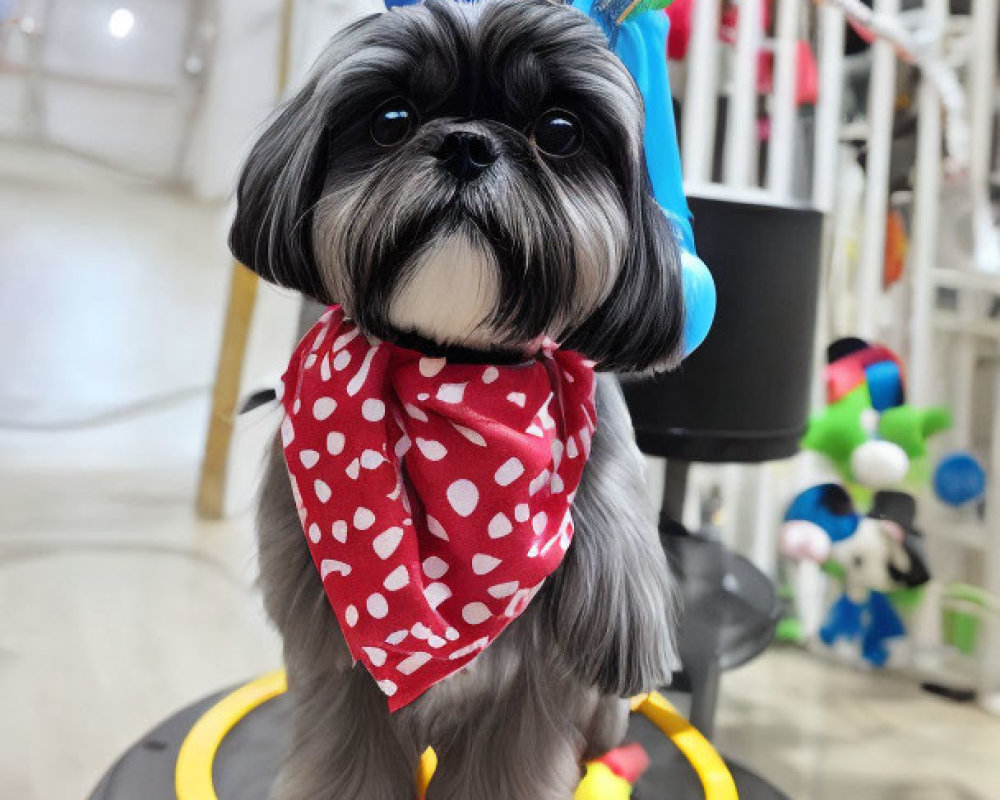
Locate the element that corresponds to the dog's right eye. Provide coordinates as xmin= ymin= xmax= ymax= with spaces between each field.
xmin=532 ymin=109 xmax=583 ymax=157
xmin=371 ymin=98 xmax=419 ymax=147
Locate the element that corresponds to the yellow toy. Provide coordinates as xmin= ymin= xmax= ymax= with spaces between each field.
xmin=574 ymin=742 xmax=649 ymax=800
xmin=575 ymin=761 xmax=635 ymax=800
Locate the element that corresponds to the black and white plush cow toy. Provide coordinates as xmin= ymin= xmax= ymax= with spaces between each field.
xmin=781 ymin=485 xmax=930 ymax=666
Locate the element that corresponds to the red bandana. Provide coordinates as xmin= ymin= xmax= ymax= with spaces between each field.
xmin=280 ymin=306 xmax=597 ymax=710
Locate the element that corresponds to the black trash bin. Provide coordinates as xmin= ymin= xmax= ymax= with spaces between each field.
xmin=623 ymin=192 xmax=824 ymax=463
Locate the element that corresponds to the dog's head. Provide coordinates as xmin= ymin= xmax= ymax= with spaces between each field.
xmin=230 ymin=0 xmax=684 ymax=372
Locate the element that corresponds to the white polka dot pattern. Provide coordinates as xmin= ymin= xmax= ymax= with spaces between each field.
xmin=280 ymin=306 xmax=596 ymax=711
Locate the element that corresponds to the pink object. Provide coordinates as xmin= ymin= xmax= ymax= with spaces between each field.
xmin=281 ymin=306 xmax=597 ymax=710
xmin=780 ymin=520 xmax=833 ymax=562
xmin=757 ymin=41 xmax=820 ymax=106
xmin=598 ymin=743 xmax=652 ymax=785
xmin=826 ymin=344 xmax=905 ymax=405
xmin=793 ymin=40 xmax=819 ymax=105
xmin=876 ymin=519 xmax=907 ymax=544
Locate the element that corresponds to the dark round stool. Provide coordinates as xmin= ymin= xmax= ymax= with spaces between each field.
xmin=88 ymin=676 xmax=789 ymax=800
xmin=666 ymin=532 xmax=782 ymax=739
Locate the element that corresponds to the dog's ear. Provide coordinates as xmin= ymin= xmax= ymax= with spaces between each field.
xmin=229 ymin=16 xmax=379 ymax=302
xmin=563 ymin=174 xmax=685 ymax=374
xmin=229 ymin=83 xmax=333 ymax=302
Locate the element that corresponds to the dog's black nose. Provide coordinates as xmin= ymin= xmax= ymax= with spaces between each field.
xmin=434 ymin=131 xmax=497 ymax=181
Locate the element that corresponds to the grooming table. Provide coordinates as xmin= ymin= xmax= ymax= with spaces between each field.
xmin=89 ymin=674 xmax=788 ymax=800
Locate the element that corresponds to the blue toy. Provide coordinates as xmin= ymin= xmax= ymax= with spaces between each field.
xmin=820 ymin=592 xmax=906 ymax=668
xmin=781 ymin=485 xmax=930 ymax=666
xmin=571 ymin=0 xmax=715 ymax=356
xmin=934 ymin=452 xmax=987 ymax=507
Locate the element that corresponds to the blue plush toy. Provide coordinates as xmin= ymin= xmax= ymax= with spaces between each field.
xmin=781 ymin=485 xmax=930 ymax=667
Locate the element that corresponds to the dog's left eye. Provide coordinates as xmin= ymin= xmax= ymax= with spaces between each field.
xmin=532 ymin=109 xmax=583 ymax=157
xmin=371 ymin=98 xmax=419 ymax=147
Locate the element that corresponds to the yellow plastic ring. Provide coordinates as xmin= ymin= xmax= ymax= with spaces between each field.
xmin=175 ymin=671 xmax=737 ymax=800
xmin=175 ymin=670 xmax=287 ymax=800
xmin=631 ymin=692 xmax=739 ymax=800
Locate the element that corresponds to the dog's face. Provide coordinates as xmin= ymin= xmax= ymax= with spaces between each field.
xmin=230 ymin=0 xmax=684 ymax=372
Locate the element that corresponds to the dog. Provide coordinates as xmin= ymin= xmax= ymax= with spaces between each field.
xmin=231 ymin=1 xmax=685 ymax=797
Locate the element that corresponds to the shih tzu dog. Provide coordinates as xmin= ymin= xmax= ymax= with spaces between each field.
xmin=230 ymin=1 xmax=686 ymax=798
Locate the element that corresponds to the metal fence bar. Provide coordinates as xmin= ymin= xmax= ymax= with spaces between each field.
xmin=907 ymin=0 xmax=945 ymax=404
xmin=765 ymin=0 xmax=800 ymax=198
xmin=968 ymin=0 xmax=998 ymax=203
xmin=811 ymin=2 xmax=845 ymax=211
xmin=984 ymin=365 xmax=1000 ymax=701
xmin=969 ymin=0 xmax=999 ymax=274
xmin=682 ymin=0 xmax=722 ymax=184
xmin=723 ymin=0 xmax=763 ymax=187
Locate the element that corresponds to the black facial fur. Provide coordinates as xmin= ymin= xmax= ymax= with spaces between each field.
xmin=230 ymin=0 xmax=685 ymax=372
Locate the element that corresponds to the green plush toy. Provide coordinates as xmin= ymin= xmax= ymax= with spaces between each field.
xmin=802 ymin=339 xmax=951 ymax=503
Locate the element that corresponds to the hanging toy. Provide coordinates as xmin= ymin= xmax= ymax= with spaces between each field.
xmin=803 ymin=337 xmax=951 ymax=499
xmin=883 ymin=208 xmax=909 ymax=288
xmin=782 ymin=338 xmax=946 ymax=666
xmin=934 ymin=452 xmax=988 ymax=508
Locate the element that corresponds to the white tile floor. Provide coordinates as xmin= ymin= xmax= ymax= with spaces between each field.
xmin=0 ymin=142 xmax=282 ymax=800
xmin=2 ymin=142 xmax=999 ymax=800
xmin=715 ymin=648 xmax=1000 ymax=800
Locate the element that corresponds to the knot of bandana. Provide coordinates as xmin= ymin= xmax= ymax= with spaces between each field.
xmin=280 ymin=306 xmax=597 ymax=710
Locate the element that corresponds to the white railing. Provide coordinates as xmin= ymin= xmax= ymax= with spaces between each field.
xmin=674 ymin=0 xmax=999 ymax=703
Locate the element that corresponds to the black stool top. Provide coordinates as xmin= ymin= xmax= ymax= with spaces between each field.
xmin=89 ymin=685 xmax=788 ymax=800
xmin=667 ymin=532 xmax=781 ymax=672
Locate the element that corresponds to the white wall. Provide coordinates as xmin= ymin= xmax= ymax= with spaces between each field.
xmin=185 ymin=0 xmax=383 ymax=200
xmin=0 ymin=0 xmax=194 ymax=175
xmin=0 ymin=0 xmax=381 ymax=192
